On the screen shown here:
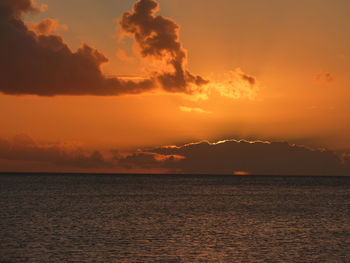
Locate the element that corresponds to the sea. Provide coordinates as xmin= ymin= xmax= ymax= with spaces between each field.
xmin=0 ymin=173 xmax=349 ymax=263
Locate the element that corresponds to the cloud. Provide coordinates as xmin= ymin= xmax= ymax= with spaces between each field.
xmin=337 ymin=54 xmax=348 ymax=61
xmin=315 ymin=72 xmax=334 ymax=84
xmin=0 ymin=0 xmax=260 ymax=100
xmin=0 ymin=0 xmax=156 ymax=96
xmin=0 ymin=135 xmax=114 ymax=169
xmin=117 ymin=151 xmax=184 ymax=170
xmin=0 ymin=135 xmax=182 ymax=172
xmin=119 ymin=140 xmax=350 ymax=175
xmin=240 ymin=72 xmax=257 ymax=86
xmin=116 ymin=48 xmax=136 ymax=62
xmin=0 ymin=0 xmax=45 ymax=16
xmin=29 ymin=18 xmax=68 ymax=35
xmin=179 ymin=106 xmax=212 ymax=114
xmin=120 ymin=0 xmax=209 ymax=94
xmin=210 ymin=68 xmax=260 ymax=100
xmin=2 ymin=135 xmax=349 ymax=175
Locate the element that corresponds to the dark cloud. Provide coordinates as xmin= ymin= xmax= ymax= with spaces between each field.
xmin=240 ymin=72 xmax=256 ymax=86
xmin=0 ymin=0 xmax=155 ymax=96
xmin=0 ymin=0 xmax=209 ymax=96
xmin=117 ymin=151 xmax=183 ymax=170
xmin=1 ymin=135 xmax=350 ymax=175
xmin=0 ymin=135 xmax=114 ymax=169
xmin=120 ymin=140 xmax=350 ymax=175
xmin=0 ymin=135 xmax=182 ymax=171
xmin=0 ymin=0 xmax=41 ymax=17
xmin=120 ymin=0 xmax=209 ymax=94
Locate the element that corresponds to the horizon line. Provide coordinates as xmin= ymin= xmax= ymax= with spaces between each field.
xmin=0 ymin=171 xmax=349 ymax=178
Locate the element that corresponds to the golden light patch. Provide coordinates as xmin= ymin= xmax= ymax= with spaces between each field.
xmin=208 ymin=68 xmax=260 ymax=100
xmin=179 ymin=106 xmax=212 ymax=114
xmin=233 ymin=171 xmax=250 ymax=175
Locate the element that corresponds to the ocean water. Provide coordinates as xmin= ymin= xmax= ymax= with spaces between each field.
xmin=0 ymin=174 xmax=349 ymax=263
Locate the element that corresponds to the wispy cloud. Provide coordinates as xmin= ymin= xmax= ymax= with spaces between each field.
xmin=210 ymin=68 xmax=260 ymax=100
xmin=0 ymin=135 xmax=114 ymax=169
xmin=315 ymin=72 xmax=334 ymax=84
xmin=29 ymin=18 xmax=68 ymax=35
xmin=179 ymin=106 xmax=212 ymax=114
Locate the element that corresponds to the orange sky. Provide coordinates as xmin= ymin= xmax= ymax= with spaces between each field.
xmin=1 ymin=0 xmax=350 ymax=174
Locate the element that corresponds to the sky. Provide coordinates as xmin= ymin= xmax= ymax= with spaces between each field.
xmin=1 ymin=0 xmax=350 ymax=175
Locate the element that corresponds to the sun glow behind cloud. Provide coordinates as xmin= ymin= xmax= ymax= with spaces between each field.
xmin=1 ymin=0 xmax=350 ymax=174
xmin=2 ymin=135 xmax=349 ymax=175
xmin=208 ymin=69 xmax=260 ymax=100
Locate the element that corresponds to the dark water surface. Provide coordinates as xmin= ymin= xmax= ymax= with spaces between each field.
xmin=0 ymin=174 xmax=349 ymax=263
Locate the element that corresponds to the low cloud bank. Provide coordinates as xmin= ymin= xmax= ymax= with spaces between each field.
xmin=120 ymin=140 xmax=350 ymax=175
xmin=0 ymin=135 xmax=113 ymax=169
xmin=2 ymin=136 xmax=347 ymax=175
